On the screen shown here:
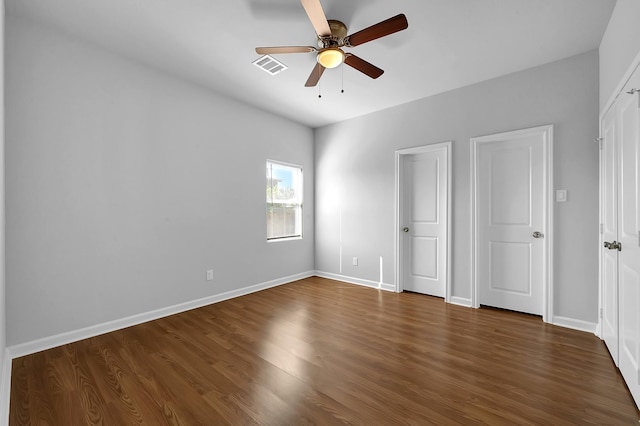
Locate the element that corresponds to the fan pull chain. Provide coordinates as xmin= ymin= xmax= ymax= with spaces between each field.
xmin=318 ymin=67 xmax=322 ymax=99
xmin=341 ymin=63 xmax=344 ymax=93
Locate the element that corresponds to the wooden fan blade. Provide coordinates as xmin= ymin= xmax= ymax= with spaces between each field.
xmin=305 ymin=62 xmax=326 ymax=87
xmin=300 ymin=0 xmax=332 ymax=37
xmin=346 ymin=14 xmax=408 ymax=47
xmin=344 ymin=54 xmax=384 ymax=79
xmin=256 ymin=46 xmax=316 ymax=54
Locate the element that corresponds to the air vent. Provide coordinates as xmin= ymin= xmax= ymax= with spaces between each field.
xmin=252 ymin=55 xmax=288 ymax=75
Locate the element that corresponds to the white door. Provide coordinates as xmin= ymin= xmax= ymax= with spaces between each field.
xmin=474 ymin=127 xmax=549 ymax=316
xmin=401 ymin=145 xmax=449 ymax=297
xmin=601 ymin=104 xmax=619 ymax=364
xmin=616 ymin=78 xmax=640 ymax=407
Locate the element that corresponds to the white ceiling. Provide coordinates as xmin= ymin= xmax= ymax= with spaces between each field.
xmin=7 ymin=0 xmax=616 ymax=128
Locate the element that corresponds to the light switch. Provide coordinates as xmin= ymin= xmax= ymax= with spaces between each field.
xmin=556 ymin=190 xmax=567 ymax=202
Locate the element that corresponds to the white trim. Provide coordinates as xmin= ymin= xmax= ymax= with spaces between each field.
xmin=595 ymin=319 xmax=603 ymax=340
xmin=449 ymin=297 xmax=472 ymax=307
xmin=395 ymin=142 xmax=452 ymax=299
xmin=7 ymin=271 xmax=314 ymax=359
xmin=446 ymin=144 xmax=453 ymax=303
xmin=266 ymin=236 xmax=303 ymax=243
xmin=266 ymin=158 xmax=304 ymax=170
xmin=0 ymin=349 xmax=11 ymax=426
xmin=597 ymin=114 xmax=605 ymax=339
xmin=546 ymin=127 xmax=555 ymax=324
xmin=470 ymin=125 xmax=554 ymax=322
xmin=553 ymin=316 xmax=598 ymax=335
xmin=314 ymin=270 xmax=396 ymax=292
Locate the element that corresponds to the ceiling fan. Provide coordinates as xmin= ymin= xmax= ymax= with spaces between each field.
xmin=255 ymin=0 xmax=408 ymax=87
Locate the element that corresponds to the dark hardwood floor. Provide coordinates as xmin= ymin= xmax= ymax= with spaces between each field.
xmin=10 ymin=277 xmax=640 ymax=425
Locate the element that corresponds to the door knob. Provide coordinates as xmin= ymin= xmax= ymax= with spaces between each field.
xmin=604 ymin=241 xmax=622 ymax=251
xmin=532 ymin=231 xmax=544 ymax=238
xmin=403 ymin=227 xmax=409 ymax=233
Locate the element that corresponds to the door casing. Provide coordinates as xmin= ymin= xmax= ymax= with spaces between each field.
xmin=470 ymin=125 xmax=554 ymax=322
xmin=395 ymin=142 xmax=452 ymax=300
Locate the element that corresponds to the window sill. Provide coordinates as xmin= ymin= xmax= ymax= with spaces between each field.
xmin=267 ymin=236 xmax=303 ymax=243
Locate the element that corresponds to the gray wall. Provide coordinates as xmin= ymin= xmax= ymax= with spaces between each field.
xmin=0 ymin=0 xmax=6 ymax=387
xmin=599 ymin=0 xmax=640 ymax=110
xmin=5 ymin=16 xmax=315 ymax=346
xmin=315 ymin=50 xmax=600 ymax=324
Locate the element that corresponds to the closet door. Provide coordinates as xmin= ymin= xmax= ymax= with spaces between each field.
xmin=617 ymin=78 xmax=640 ymax=407
xmin=601 ymin=70 xmax=640 ymax=408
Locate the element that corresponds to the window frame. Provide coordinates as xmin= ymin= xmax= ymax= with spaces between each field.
xmin=266 ymin=159 xmax=303 ymax=242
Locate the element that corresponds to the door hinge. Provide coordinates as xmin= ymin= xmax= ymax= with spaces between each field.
xmin=631 ymin=88 xmax=640 ymax=108
xmin=600 ymin=308 xmax=603 ymax=319
xmin=600 ymin=223 xmax=603 ymax=234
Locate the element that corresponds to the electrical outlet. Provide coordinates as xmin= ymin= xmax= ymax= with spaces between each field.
xmin=206 ymin=270 xmax=214 ymax=281
xmin=353 ymin=257 xmax=358 ymax=266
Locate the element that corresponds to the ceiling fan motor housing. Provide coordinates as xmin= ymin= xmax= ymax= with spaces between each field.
xmin=318 ymin=19 xmax=348 ymax=48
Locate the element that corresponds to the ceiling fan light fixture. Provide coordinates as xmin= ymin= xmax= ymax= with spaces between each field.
xmin=317 ymin=47 xmax=345 ymax=69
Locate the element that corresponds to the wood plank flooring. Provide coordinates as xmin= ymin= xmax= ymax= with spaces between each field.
xmin=10 ymin=277 xmax=640 ymax=425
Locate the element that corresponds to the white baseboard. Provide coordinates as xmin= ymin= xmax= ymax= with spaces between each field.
xmin=315 ymin=276 xmax=599 ymax=339
xmin=0 ymin=348 xmax=11 ymax=426
xmin=379 ymin=282 xmax=397 ymax=292
xmin=8 ymin=271 xmax=315 ymax=359
xmin=552 ymin=316 xmax=598 ymax=335
xmin=449 ymin=296 xmax=472 ymax=307
xmin=314 ymin=271 xmax=396 ymax=292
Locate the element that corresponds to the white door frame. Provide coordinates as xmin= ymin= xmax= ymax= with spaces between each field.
xmin=470 ymin=125 xmax=554 ymax=323
xmin=395 ymin=141 xmax=452 ymax=301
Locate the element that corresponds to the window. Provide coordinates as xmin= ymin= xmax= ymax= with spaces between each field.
xmin=266 ymin=160 xmax=303 ymax=241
